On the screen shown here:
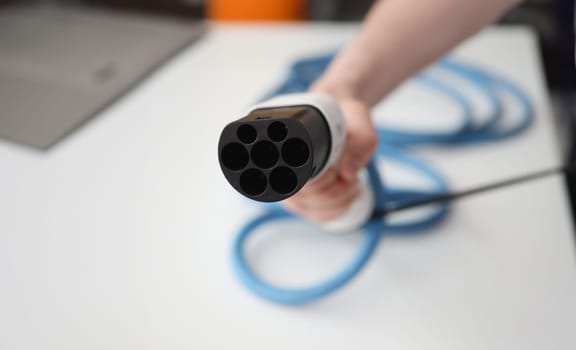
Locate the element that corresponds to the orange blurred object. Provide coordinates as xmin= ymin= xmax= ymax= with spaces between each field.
xmin=208 ymin=0 xmax=306 ymax=21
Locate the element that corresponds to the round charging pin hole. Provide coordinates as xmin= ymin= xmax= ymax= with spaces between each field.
xmin=237 ymin=124 xmax=257 ymax=144
xmin=268 ymin=121 xmax=288 ymax=142
xmin=251 ymin=141 xmax=279 ymax=169
xmin=240 ymin=169 xmax=267 ymax=196
xmin=221 ymin=142 xmax=249 ymax=171
xmin=270 ymin=167 xmax=298 ymax=194
xmin=282 ymin=138 xmax=310 ymax=167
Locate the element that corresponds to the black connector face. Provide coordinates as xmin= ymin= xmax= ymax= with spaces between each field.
xmin=218 ymin=105 xmax=331 ymax=202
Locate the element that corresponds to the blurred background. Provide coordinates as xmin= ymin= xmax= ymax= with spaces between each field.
xmin=0 ymin=0 xmax=574 ymax=210
xmin=1 ymin=0 xmax=573 ymax=137
xmin=10 ymin=0 xmax=567 ymax=89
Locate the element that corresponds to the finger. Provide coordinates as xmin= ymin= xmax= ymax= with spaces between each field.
xmin=298 ymin=167 xmax=338 ymax=195
xmin=306 ymin=184 xmax=361 ymax=223
xmin=293 ymin=176 xmax=359 ymax=212
xmin=282 ymin=197 xmax=307 ymax=216
xmin=337 ymin=100 xmax=377 ymax=181
xmin=283 ymin=169 xmax=339 ymax=214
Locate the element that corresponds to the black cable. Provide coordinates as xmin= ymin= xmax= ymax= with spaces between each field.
xmin=371 ymin=167 xmax=565 ymax=218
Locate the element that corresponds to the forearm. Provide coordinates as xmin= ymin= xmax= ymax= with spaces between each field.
xmin=312 ymin=0 xmax=524 ymax=106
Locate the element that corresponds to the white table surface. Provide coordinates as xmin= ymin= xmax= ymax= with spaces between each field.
xmin=0 ymin=24 xmax=575 ymax=350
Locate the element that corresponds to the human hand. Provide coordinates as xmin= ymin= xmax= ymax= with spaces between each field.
xmin=282 ymin=97 xmax=377 ymax=223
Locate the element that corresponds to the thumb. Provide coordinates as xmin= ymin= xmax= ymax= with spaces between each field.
xmin=337 ymin=99 xmax=377 ymax=181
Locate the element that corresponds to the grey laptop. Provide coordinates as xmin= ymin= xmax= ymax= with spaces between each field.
xmin=0 ymin=4 xmax=204 ymax=149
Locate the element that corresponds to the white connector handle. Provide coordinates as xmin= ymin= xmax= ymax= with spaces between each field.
xmin=320 ymin=169 xmax=374 ymax=233
xmin=251 ymin=92 xmax=374 ymax=232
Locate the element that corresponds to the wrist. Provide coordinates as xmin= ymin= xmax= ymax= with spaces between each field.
xmin=309 ymin=49 xmax=391 ymax=107
xmin=310 ymin=78 xmax=367 ymax=107
xmin=310 ymin=76 xmax=351 ymax=95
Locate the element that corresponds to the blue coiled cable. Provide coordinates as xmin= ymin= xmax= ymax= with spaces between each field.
xmin=232 ymin=52 xmax=534 ymax=305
